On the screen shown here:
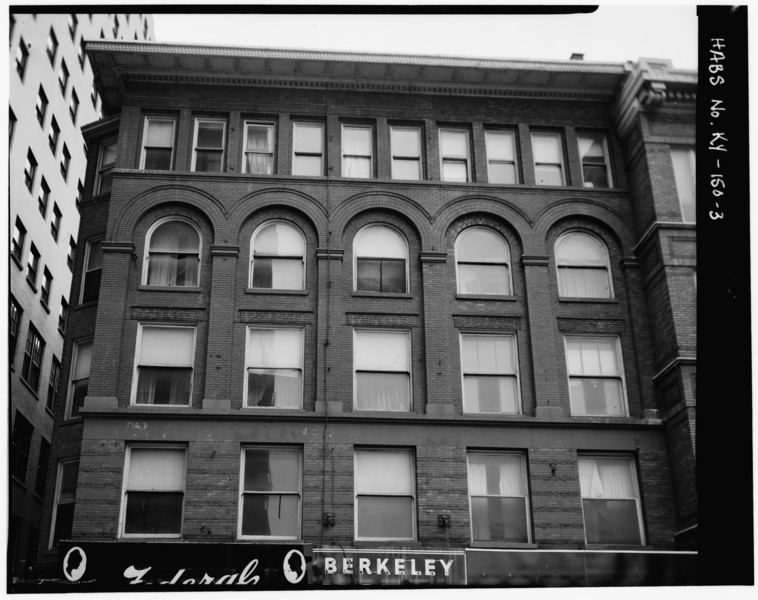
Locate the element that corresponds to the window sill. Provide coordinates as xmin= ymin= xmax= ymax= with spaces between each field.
xmin=20 ymin=376 xmax=40 ymax=399
xmin=353 ymin=541 xmax=423 ymax=549
xmin=74 ymin=300 xmax=98 ymax=311
xmin=456 ymin=294 xmax=518 ymax=302
xmin=26 ymin=277 xmax=38 ymax=293
xmin=40 ymin=300 xmax=50 ymax=314
xmin=467 ymin=542 xmax=538 ymax=549
xmin=138 ymin=285 xmax=202 ymax=292
xmin=246 ymin=288 xmax=308 ymax=296
xmin=10 ymin=253 xmax=24 ymax=270
xmin=558 ymin=297 xmax=618 ymax=304
xmin=351 ymin=291 xmax=412 ymax=299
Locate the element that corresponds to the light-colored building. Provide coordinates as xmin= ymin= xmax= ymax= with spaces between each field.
xmin=9 ymin=12 xmax=154 ymax=579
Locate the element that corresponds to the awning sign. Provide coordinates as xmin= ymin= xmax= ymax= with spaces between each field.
xmin=313 ymin=549 xmax=466 ymax=586
xmin=55 ymin=542 xmax=311 ymax=592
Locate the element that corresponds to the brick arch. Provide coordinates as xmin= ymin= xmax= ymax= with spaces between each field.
xmin=533 ymin=198 xmax=634 ymax=255
xmin=112 ymin=185 xmax=224 ymax=242
xmin=434 ymin=195 xmax=532 ymax=251
xmin=228 ymin=188 xmax=329 ymax=245
xmin=330 ymin=191 xmax=433 ymax=249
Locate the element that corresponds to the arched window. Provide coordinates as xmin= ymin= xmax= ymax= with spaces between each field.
xmin=143 ymin=218 xmax=201 ymax=287
xmin=555 ymin=232 xmax=612 ymax=298
xmin=250 ymin=222 xmax=305 ymax=289
xmin=354 ymin=225 xmax=408 ymax=293
xmin=456 ymin=227 xmax=511 ymax=295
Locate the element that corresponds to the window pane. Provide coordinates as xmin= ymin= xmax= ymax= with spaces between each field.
xmin=244 ymin=449 xmax=300 ymax=491
xmin=486 ymin=131 xmax=515 ymax=160
xmin=136 ymin=367 xmax=192 ymax=405
xmin=582 ymin=499 xmax=641 ymax=544
xmin=356 ymin=227 xmax=405 ymax=259
xmin=463 ymin=376 xmax=518 ymax=413
xmin=671 ymin=149 xmax=696 ymax=222
xmin=147 ymin=254 xmax=199 ymax=286
xmin=578 ymin=457 xmax=635 ymax=497
xmin=440 ymin=130 xmax=468 ymax=157
xmin=471 ymin=497 xmax=528 ymax=542
xmin=458 ymin=264 xmax=510 ymax=295
xmin=558 ymin=268 xmax=610 ymax=298
xmin=294 ymin=124 xmax=323 ymax=153
xmin=535 ymin=164 xmax=563 ymax=186
xmin=442 ymin=160 xmax=468 ymax=182
xmin=140 ymin=327 xmax=194 ymax=366
xmin=253 ymin=258 xmax=303 ymax=289
xmin=196 ymin=121 xmax=224 ymax=147
xmin=247 ymin=369 xmax=302 ymax=408
xmin=556 ymin=234 xmax=606 ymax=265
xmin=242 ymin=494 xmax=299 ymax=537
xmin=458 ymin=229 xmax=508 ymax=263
xmin=81 ymin=270 xmax=102 ymax=303
xmin=343 ymin=156 xmax=371 ymax=178
xmin=355 ymin=331 xmax=409 ymax=370
xmin=355 ymin=451 xmax=413 ymax=494
xmin=125 ymin=492 xmax=183 ymax=534
xmin=246 ymin=125 xmax=273 ymax=152
xmin=53 ymin=503 xmax=75 ymax=546
xmin=246 ymin=329 xmax=302 ymax=369
xmin=70 ymin=380 xmax=88 ymax=418
xmin=292 ymin=155 xmax=322 ymax=176
xmin=87 ymin=241 xmax=103 ymax=270
xmin=355 ymin=372 xmax=410 ymax=411
xmin=144 ymin=148 xmax=172 ymax=170
xmin=381 ymin=259 xmax=406 ymax=293
xmin=569 ymin=378 xmax=624 ymax=415
xmin=254 ymin=223 xmax=304 ymax=256
xmin=73 ymin=342 xmax=93 ymax=380
xmin=147 ymin=121 xmax=173 ymax=146
xmin=462 ymin=336 xmax=515 ymax=373
xmin=391 ymin=128 xmax=420 ymax=157
xmin=582 ymin=164 xmax=609 ymax=188
xmin=128 ymin=448 xmax=185 ymax=489
xmin=488 ymin=162 xmax=517 ymax=184
xmin=391 ymin=158 xmax=421 ymax=180
xmin=357 ymin=496 xmax=413 ymax=539
xmin=356 ymin=259 xmax=381 ymax=291
xmin=194 ymin=150 xmax=222 ymax=172
xmin=532 ymin=134 xmax=561 ymax=162
xmin=101 ymin=143 xmax=117 ymax=167
xmin=245 ymin=153 xmax=273 ymax=174
xmin=343 ymin=127 xmax=371 ymax=154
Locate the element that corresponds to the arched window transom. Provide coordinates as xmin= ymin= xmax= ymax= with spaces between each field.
xmin=555 ymin=232 xmax=613 ymax=298
xmin=144 ymin=218 xmax=201 ymax=287
xmin=456 ymin=227 xmax=511 ymax=295
xmin=354 ymin=225 xmax=408 ymax=293
xmin=250 ymin=222 xmax=305 ymax=290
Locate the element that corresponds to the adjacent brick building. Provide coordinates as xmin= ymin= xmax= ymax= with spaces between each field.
xmin=34 ymin=42 xmax=697 ymax=587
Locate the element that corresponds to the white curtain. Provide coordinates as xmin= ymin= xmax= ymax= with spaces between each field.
xmin=147 ymin=120 xmax=174 ymax=147
xmin=254 ymin=222 xmax=304 ymax=256
xmin=355 ymin=226 xmax=405 ymax=259
xmin=342 ymin=127 xmax=371 ymax=177
xmin=148 ymin=221 xmax=200 ymax=286
xmin=578 ymin=457 xmax=634 ymax=499
xmin=355 ymin=450 xmax=412 ymax=495
xmin=457 ymin=228 xmax=508 ymax=263
xmin=246 ymin=329 xmax=301 ymax=407
xmin=558 ymin=268 xmax=609 ymax=298
xmin=532 ymin=133 xmax=561 ymax=163
xmin=566 ymin=338 xmax=619 ymax=376
xmin=140 ymin=327 xmax=195 ymax=366
xmin=485 ymin=130 xmax=515 ymax=161
xmin=469 ymin=455 xmax=524 ymax=541
xmin=578 ymin=137 xmax=605 ymax=161
xmin=128 ymin=448 xmax=184 ymax=491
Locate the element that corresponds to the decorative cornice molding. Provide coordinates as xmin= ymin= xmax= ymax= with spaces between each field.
xmin=101 ymin=241 xmax=135 ymax=254
xmin=210 ymin=245 xmax=240 ymax=257
xmin=521 ymin=255 xmax=550 ymax=267
xmin=316 ymin=248 xmax=345 ymax=261
xmin=420 ymin=252 xmax=448 ymax=263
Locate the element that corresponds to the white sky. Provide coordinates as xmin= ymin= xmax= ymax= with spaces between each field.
xmin=151 ymin=5 xmax=698 ymax=69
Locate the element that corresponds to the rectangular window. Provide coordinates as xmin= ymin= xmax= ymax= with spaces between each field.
xmin=133 ymin=325 xmax=195 ymax=406
xmin=671 ymin=147 xmax=696 ymax=223
xmin=50 ymin=460 xmax=79 ymax=548
xmin=192 ymin=118 xmax=226 ymax=172
xmin=51 ymin=204 xmax=62 ymax=241
xmin=461 ymin=334 xmax=520 ymax=414
xmin=60 ymin=144 xmax=70 ymax=180
xmin=292 ymin=122 xmax=324 ymax=176
xmin=78 ymin=38 xmax=86 ymax=66
xmin=354 ymin=330 xmax=411 ymax=411
xmin=41 ymin=268 xmax=53 ymax=306
xmin=58 ymin=60 xmax=69 ymax=95
xmin=69 ymin=89 xmax=79 ymax=123
xmin=38 ymin=178 xmax=51 ymax=217
xmin=565 ymin=336 xmax=626 ymax=416
xmin=140 ymin=117 xmax=175 ymax=170
xmin=27 ymin=244 xmax=40 ymax=286
xmin=68 ymin=14 xmax=78 ymax=39
xmin=12 ymin=218 xmax=26 ymax=263
xmin=578 ymin=134 xmax=612 ymax=188
xmin=122 ymin=447 xmax=185 ymax=537
xmin=440 ymin=128 xmax=471 ymax=182
xmin=144 ymin=19 xmax=149 ymax=38
xmin=485 ymin=130 xmax=519 ymax=184
xmin=67 ymin=237 xmax=77 ymax=271
xmin=11 ymin=412 xmax=34 ymax=483
xmin=10 ymin=297 xmax=22 ymax=365
xmin=67 ymin=340 xmax=92 ymax=419
xmin=239 ymin=447 xmax=302 ymax=538
xmin=35 ymin=438 xmax=51 ymax=497
xmin=90 ymin=81 xmax=98 ymax=107
xmin=468 ymin=453 xmax=530 ymax=543
xmin=46 ymin=27 xmax=58 ymax=64
xmin=390 ymin=126 xmax=422 ymax=180
xmin=245 ymin=328 xmax=303 ymax=408
xmin=355 ymin=449 xmax=415 ymax=541
xmin=10 ymin=107 xmax=16 ymax=145
xmin=112 ymin=15 xmax=120 ymax=37
xmin=96 ymin=140 xmax=116 ymax=194
xmin=47 ymin=356 xmax=61 ymax=412
xmin=48 ymin=117 xmax=60 ymax=155
xmin=243 ymin=122 xmax=275 ymax=174
xmin=58 ymin=298 xmax=69 ymax=333
xmin=21 ymin=324 xmax=45 ymax=391
xmin=76 ymin=180 xmax=84 ymax=209
xmin=36 ymin=86 xmax=48 ymax=126
xmin=578 ymin=456 xmax=643 ymax=545
xmin=24 ymin=149 xmax=37 ymax=192
xmin=532 ymin=132 xmax=566 ymax=186
xmin=342 ymin=124 xmax=373 ymax=178
xmin=80 ymin=240 xmax=103 ymax=303
xmin=16 ymin=37 xmax=28 ymax=78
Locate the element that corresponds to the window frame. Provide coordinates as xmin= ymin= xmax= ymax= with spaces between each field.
xmin=24 ymin=149 xmax=37 ymax=192
xmin=47 ymin=27 xmax=58 ymax=64
xmin=68 ymin=14 xmax=78 ymax=39
xmin=564 ymin=335 xmax=628 ymax=417
xmin=48 ymin=118 xmax=60 ymax=155
xmin=249 ymin=220 xmax=306 ymax=290
xmin=69 ymin=89 xmax=79 ymax=123
xmin=16 ymin=37 xmax=29 ymax=79
xmin=140 ymin=116 xmax=176 ymax=170
xmin=41 ymin=268 xmax=53 ymax=306
xmin=578 ymin=454 xmax=645 ymax=546
xmin=354 ymin=448 xmax=417 ymax=542
xmin=671 ymin=147 xmax=696 ymax=223
xmin=485 ymin=129 xmax=520 ymax=184
xmin=51 ymin=204 xmax=62 ymax=241
xmin=353 ymin=329 xmax=412 ymax=412
xmin=459 ymin=332 xmax=521 ymax=415
xmin=79 ymin=238 xmax=103 ymax=304
xmin=58 ymin=60 xmax=69 ymax=96
xmin=455 ymin=226 xmax=512 ymax=296
xmin=191 ymin=117 xmax=226 ymax=173
xmin=47 ymin=355 xmax=62 ymax=412
xmin=467 ymin=451 xmax=531 ymax=544
xmin=49 ymin=459 xmax=80 ymax=549
xmin=555 ymin=231 xmax=614 ymax=299
xmin=66 ymin=338 xmax=93 ymax=419
xmin=11 ymin=411 xmax=34 ymax=483
xmin=142 ymin=217 xmax=202 ymax=287
xmin=35 ymin=437 xmax=51 ymax=498
xmin=243 ymin=326 xmax=304 ymax=409
xmin=341 ymin=123 xmax=374 ymax=178
xmin=27 ymin=244 xmax=40 ymax=286
xmin=95 ymin=139 xmax=116 ymax=195
xmin=291 ymin=121 xmax=325 ymax=176
xmin=532 ymin=131 xmax=566 ymax=186
xmin=119 ymin=445 xmax=186 ymax=539
xmin=390 ymin=125 xmax=423 ymax=181
xmin=130 ymin=324 xmax=197 ymax=407
xmin=36 ymin=86 xmax=48 ymax=127
xmin=67 ymin=237 xmax=77 ymax=271
xmin=238 ymin=446 xmax=303 ymax=540
xmin=439 ymin=127 xmax=472 ymax=182
xmin=353 ymin=224 xmax=409 ymax=294
xmin=60 ymin=144 xmax=71 ymax=180
xmin=577 ymin=133 xmax=613 ymax=188
xmin=21 ymin=321 xmax=44 ymax=392
xmin=242 ymin=120 xmax=276 ymax=175
xmin=58 ymin=297 xmax=69 ymax=334
xmin=12 ymin=218 xmax=26 ymax=264
xmin=10 ymin=296 xmax=22 ymax=365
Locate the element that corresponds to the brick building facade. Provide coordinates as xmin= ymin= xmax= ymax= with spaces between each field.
xmin=35 ymin=42 xmax=696 ymax=587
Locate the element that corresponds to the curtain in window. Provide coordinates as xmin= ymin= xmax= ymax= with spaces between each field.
xmin=558 ymin=268 xmax=610 ymax=298
xmin=468 ymin=454 xmax=527 ymax=542
xmin=144 ymin=121 xmax=173 ymax=169
xmin=578 ymin=457 xmax=634 ymax=499
xmin=241 ymin=448 xmax=300 ymax=537
xmin=252 ymin=223 xmax=304 ymax=289
xmin=125 ymin=448 xmax=184 ymax=535
xmin=457 ymin=229 xmax=510 ymax=295
xmin=147 ymin=221 xmax=200 ymax=286
xmin=355 ymin=450 xmax=414 ymax=538
xmin=390 ymin=128 xmax=421 ymax=180
xmin=245 ymin=125 xmax=274 ymax=174
xmin=556 ymin=233 xmax=610 ymax=298
xmin=355 ymin=331 xmax=409 ymax=410
xmin=343 ymin=127 xmax=371 ymax=178
xmin=136 ymin=327 xmax=194 ymax=405
xmin=246 ymin=329 xmax=302 ymax=408
xmin=356 ymin=226 xmax=406 ymax=259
